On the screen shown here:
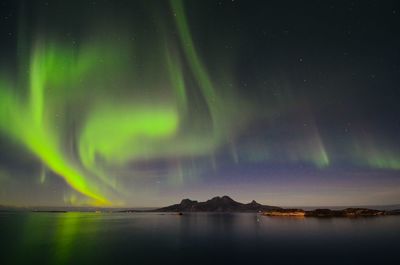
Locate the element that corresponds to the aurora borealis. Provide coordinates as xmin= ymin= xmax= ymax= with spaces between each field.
xmin=0 ymin=0 xmax=399 ymax=207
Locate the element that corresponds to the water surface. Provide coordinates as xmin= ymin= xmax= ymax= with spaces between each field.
xmin=0 ymin=212 xmax=399 ymax=265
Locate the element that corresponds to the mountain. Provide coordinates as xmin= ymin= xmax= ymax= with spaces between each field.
xmin=156 ymin=196 xmax=281 ymax=212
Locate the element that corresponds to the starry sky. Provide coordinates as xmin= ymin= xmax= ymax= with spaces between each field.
xmin=0 ymin=0 xmax=399 ymax=207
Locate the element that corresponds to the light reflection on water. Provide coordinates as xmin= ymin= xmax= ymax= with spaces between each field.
xmin=0 ymin=212 xmax=399 ymax=265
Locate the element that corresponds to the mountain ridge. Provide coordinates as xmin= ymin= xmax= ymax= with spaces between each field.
xmin=155 ymin=195 xmax=281 ymax=212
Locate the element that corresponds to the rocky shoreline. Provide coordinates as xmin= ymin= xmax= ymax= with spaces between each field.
xmin=263 ymin=208 xmax=400 ymax=217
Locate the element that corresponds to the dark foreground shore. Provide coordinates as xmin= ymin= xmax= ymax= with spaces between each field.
xmin=263 ymin=208 xmax=400 ymax=217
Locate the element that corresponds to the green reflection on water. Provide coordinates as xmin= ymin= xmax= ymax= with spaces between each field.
xmin=54 ymin=212 xmax=82 ymax=264
xmin=5 ymin=213 xmax=100 ymax=265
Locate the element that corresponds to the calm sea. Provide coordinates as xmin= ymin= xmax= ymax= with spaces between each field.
xmin=0 ymin=212 xmax=399 ymax=265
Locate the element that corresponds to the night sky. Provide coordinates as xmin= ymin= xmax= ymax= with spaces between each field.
xmin=0 ymin=0 xmax=399 ymax=207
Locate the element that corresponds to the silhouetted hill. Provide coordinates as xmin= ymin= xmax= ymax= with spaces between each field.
xmin=156 ymin=196 xmax=281 ymax=212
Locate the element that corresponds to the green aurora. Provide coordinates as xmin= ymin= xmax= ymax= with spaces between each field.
xmin=0 ymin=0 xmax=399 ymax=206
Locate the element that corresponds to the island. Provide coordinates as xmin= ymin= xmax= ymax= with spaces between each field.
xmin=153 ymin=196 xmax=400 ymax=217
xmin=155 ymin=195 xmax=281 ymax=212
xmin=262 ymin=208 xmax=392 ymax=217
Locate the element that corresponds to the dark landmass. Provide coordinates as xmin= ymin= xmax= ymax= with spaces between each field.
xmin=31 ymin=210 xmax=68 ymax=213
xmin=152 ymin=196 xmax=400 ymax=217
xmin=306 ymin=208 xmax=385 ymax=217
xmin=155 ymin=195 xmax=281 ymax=212
xmin=263 ymin=208 xmax=400 ymax=217
xmin=1 ymin=200 xmax=399 ymax=217
xmin=117 ymin=209 xmax=143 ymax=213
xmin=389 ymin=209 xmax=400 ymax=215
xmin=0 ymin=205 xmax=156 ymax=213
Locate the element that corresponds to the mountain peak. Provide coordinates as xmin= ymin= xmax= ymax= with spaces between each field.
xmin=221 ymin=195 xmax=234 ymax=201
xmin=208 ymin=196 xmax=235 ymax=204
xmin=180 ymin=198 xmax=196 ymax=204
